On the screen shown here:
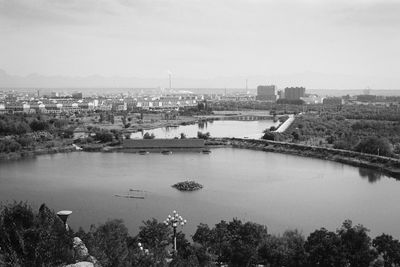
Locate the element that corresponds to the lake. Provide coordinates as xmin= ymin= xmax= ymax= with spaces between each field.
xmin=1 ymin=148 xmax=399 ymax=238
xmin=130 ymin=120 xmax=280 ymax=139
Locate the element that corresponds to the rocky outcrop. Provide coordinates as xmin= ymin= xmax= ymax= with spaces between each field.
xmin=68 ymin=237 xmax=102 ymax=267
xmin=73 ymin=237 xmax=90 ymax=261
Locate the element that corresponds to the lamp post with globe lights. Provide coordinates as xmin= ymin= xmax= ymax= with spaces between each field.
xmin=163 ymin=210 xmax=187 ymax=256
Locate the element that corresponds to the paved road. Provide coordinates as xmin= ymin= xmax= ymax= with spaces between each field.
xmin=274 ymin=114 xmax=295 ymax=133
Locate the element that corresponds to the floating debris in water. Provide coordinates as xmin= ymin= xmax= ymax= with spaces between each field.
xmin=114 ymin=189 xmax=147 ymax=199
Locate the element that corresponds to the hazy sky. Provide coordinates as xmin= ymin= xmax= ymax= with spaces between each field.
xmin=1 ymin=0 xmax=400 ymax=88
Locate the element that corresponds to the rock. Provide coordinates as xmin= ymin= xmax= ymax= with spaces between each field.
xmin=65 ymin=262 xmax=94 ymax=267
xmin=73 ymin=237 xmax=89 ymax=261
xmin=87 ymin=256 xmax=102 ymax=267
xmin=71 ymin=237 xmax=102 ymax=267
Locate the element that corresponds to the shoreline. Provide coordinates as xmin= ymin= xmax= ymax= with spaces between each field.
xmin=2 ymin=137 xmax=400 ymax=180
xmin=221 ymin=138 xmax=400 ymax=179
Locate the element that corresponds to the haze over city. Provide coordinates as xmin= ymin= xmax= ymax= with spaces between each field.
xmin=1 ymin=0 xmax=400 ymax=89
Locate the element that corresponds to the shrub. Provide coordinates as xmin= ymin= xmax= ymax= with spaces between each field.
xmin=197 ymin=132 xmax=210 ymax=140
xmin=353 ymin=137 xmax=392 ymax=156
xmin=143 ymin=132 xmax=155 ymax=139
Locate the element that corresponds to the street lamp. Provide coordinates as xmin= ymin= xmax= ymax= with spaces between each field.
xmin=163 ymin=210 xmax=187 ymax=256
xmin=57 ymin=210 xmax=72 ymax=230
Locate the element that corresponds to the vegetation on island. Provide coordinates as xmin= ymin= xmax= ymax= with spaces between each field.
xmin=172 ymin=181 xmax=203 ymax=191
xmin=2 ymin=202 xmax=400 ymax=266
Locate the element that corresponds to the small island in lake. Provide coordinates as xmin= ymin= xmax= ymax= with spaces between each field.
xmin=172 ymin=180 xmax=203 ymax=191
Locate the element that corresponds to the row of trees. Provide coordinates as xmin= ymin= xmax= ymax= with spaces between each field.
xmin=2 ymin=202 xmax=400 ymax=266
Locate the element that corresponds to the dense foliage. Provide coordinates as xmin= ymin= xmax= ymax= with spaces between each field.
xmin=0 ymin=114 xmax=127 ymax=155
xmin=0 ymin=202 xmax=73 ymax=266
xmin=0 ymin=114 xmax=78 ymax=154
xmin=267 ymin=112 xmax=400 ymax=157
xmin=2 ymin=202 xmax=400 ymax=266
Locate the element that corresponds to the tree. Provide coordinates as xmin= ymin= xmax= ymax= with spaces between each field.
xmin=17 ymin=136 xmax=35 ymax=147
xmin=138 ymin=218 xmax=171 ymax=264
xmin=54 ymin=119 xmax=69 ymax=129
xmin=337 ymin=220 xmax=377 ymax=267
xmin=210 ymin=220 xmax=231 ymax=265
xmin=62 ymin=127 xmax=75 ymax=139
xmin=258 ymin=235 xmax=286 ymax=267
xmin=15 ymin=122 xmax=31 ymax=135
xmin=291 ymin=131 xmax=300 ymax=141
xmin=373 ymin=234 xmax=400 ymax=267
xmin=197 ymin=132 xmax=210 ymax=140
xmin=0 ymin=139 xmax=22 ymax=153
xmin=193 ymin=223 xmax=212 ymax=247
xmin=282 ymin=230 xmax=306 ymax=267
xmin=353 ymin=137 xmax=392 ymax=156
xmin=305 ymin=228 xmax=346 ymax=267
xmin=83 ymin=219 xmax=130 ymax=267
xmin=94 ymin=130 xmax=114 ymax=143
xmin=262 ymin=130 xmax=275 ymax=141
xmin=229 ymin=220 xmax=268 ymax=266
xmin=29 ymin=119 xmax=50 ymax=132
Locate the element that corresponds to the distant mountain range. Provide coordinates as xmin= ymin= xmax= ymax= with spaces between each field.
xmin=1 ymin=69 xmax=399 ymax=95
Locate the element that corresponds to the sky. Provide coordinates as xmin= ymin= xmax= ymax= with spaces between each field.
xmin=0 ymin=0 xmax=400 ymax=89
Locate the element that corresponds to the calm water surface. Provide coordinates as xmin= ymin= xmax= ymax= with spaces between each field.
xmin=130 ymin=120 xmax=279 ymax=139
xmin=1 ymin=148 xmax=399 ymax=238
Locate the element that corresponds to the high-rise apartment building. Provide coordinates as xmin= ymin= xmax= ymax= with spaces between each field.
xmin=256 ymin=85 xmax=277 ymax=101
xmin=284 ymin=87 xmax=305 ymax=100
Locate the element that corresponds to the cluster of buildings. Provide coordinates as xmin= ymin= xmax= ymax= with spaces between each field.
xmin=0 ymin=91 xmax=201 ymax=114
xmin=254 ymin=85 xmax=400 ymax=106
xmin=256 ymin=85 xmax=306 ymax=102
xmin=2 ymin=86 xmax=399 ymax=115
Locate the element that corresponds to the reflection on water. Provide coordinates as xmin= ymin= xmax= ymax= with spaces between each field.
xmin=359 ymin=168 xmax=383 ymax=183
xmin=198 ymin=120 xmax=207 ymax=130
